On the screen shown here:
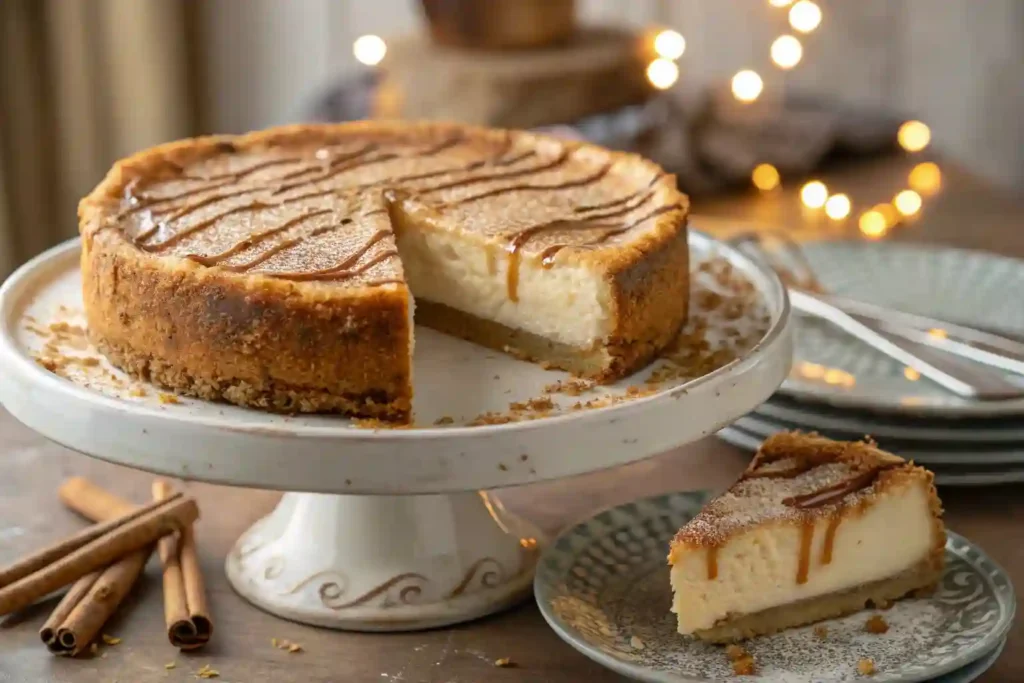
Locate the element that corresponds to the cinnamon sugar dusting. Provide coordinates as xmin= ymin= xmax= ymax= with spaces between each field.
xmin=96 ymin=125 xmax=685 ymax=287
xmin=672 ymin=433 xmax=918 ymax=549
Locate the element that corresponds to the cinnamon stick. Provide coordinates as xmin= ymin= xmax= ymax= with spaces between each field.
xmin=55 ymin=549 xmax=150 ymax=656
xmin=153 ymin=480 xmax=212 ymax=649
xmin=59 ymin=477 xmax=136 ymax=521
xmin=39 ymin=570 xmax=101 ymax=650
xmin=0 ymin=494 xmax=181 ymax=589
xmin=41 ymin=479 xmax=152 ymax=655
xmin=0 ymin=494 xmax=198 ymax=616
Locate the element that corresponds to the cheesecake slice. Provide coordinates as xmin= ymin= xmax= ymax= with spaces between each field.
xmin=669 ymin=432 xmax=946 ymax=643
xmin=79 ymin=122 xmax=689 ymax=420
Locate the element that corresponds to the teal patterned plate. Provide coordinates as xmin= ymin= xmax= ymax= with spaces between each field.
xmin=535 ymin=492 xmax=1015 ymax=682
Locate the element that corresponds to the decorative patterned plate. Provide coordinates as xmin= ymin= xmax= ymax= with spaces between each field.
xmin=732 ymin=413 xmax=1024 ymax=466
xmin=932 ymin=637 xmax=1005 ymax=683
xmin=535 ymin=492 xmax=1016 ymax=683
xmin=756 ymin=396 xmax=1024 ymax=445
xmin=781 ymin=242 xmax=1024 ymax=418
xmin=718 ymin=423 xmax=1024 ymax=487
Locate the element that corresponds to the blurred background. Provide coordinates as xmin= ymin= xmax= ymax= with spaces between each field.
xmin=1 ymin=0 xmax=1023 ymax=278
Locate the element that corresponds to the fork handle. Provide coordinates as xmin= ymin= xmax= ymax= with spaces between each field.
xmin=789 ymin=290 xmax=1024 ymax=401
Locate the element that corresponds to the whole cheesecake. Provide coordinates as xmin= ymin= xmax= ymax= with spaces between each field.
xmin=79 ymin=122 xmax=689 ymax=421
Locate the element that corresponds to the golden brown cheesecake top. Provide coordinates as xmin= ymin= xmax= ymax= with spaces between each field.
xmin=79 ymin=121 xmax=686 ymax=294
xmin=672 ymin=432 xmax=938 ymax=551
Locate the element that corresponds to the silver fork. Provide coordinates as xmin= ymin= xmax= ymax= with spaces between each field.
xmin=728 ymin=231 xmax=1024 ymax=401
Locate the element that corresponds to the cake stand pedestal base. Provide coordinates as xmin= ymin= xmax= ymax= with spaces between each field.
xmin=225 ymin=491 xmax=542 ymax=631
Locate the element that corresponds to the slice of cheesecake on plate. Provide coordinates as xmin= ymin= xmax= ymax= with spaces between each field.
xmin=668 ymin=432 xmax=946 ymax=643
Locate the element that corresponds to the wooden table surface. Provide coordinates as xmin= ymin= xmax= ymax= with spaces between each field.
xmin=1 ymin=155 xmax=1022 ymax=682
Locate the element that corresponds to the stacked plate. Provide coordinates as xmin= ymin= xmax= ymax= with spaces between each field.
xmin=714 ymin=239 xmax=1024 ymax=487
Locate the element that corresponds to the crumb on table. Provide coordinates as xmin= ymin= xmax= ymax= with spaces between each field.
xmin=865 ymin=615 xmax=889 ymax=634
xmin=813 ymin=624 xmax=829 ymax=640
xmin=494 ymin=657 xmax=516 ymax=668
xmin=857 ymin=658 xmax=876 ymax=676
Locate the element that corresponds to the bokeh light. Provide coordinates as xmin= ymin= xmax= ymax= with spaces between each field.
xmin=353 ymin=35 xmax=387 ymax=66
xmin=752 ymin=163 xmax=781 ymax=191
xmin=646 ymin=59 xmax=680 ymax=90
xmin=894 ymin=189 xmax=923 ymax=216
xmin=859 ymin=210 xmax=888 ymax=238
xmin=653 ymin=30 xmax=686 ymax=60
xmin=771 ymin=35 xmax=803 ymax=69
xmin=908 ymin=162 xmax=942 ymax=195
xmin=872 ymin=203 xmax=899 ymax=227
xmin=824 ymin=193 xmax=851 ymax=220
xmin=789 ymin=1 xmax=822 ymax=33
xmin=800 ymin=180 xmax=828 ymax=208
xmin=770 ymin=0 xmax=794 ymax=6
xmin=732 ymin=70 xmax=764 ymax=102
xmin=898 ymin=120 xmax=931 ymax=152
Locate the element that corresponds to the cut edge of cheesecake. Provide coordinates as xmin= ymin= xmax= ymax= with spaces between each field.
xmin=668 ymin=432 xmax=946 ymax=643
xmin=78 ymin=121 xmax=690 ymax=421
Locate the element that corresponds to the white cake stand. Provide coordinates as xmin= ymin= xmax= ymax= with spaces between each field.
xmin=0 ymin=231 xmax=792 ymax=631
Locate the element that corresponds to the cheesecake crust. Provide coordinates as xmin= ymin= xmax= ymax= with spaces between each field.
xmin=79 ymin=121 xmax=689 ymax=417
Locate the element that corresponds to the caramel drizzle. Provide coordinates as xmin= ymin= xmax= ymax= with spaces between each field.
xmin=262 ymin=229 xmax=396 ymax=281
xmin=782 ymin=464 xmax=899 ymax=510
xmin=740 ymin=461 xmax=816 ymax=480
xmin=537 ymin=202 xmax=681 ymax=268
xmin=443 ymin=162 xmax=612 ymax=207
xmin=118 ymin=134 xmax=670 ymax=286
xmin=796 ymin=521 xmax=814 ymax=585
xmin=140 ymin=200 xmax=274 ymax=251
xmin=706 ymin=546 xmax=719 ymax=580
xmin=773 ymin=462 xmax=899 ymax=584
xmin=504 ymin=200 xmax=678 ymax=301
xmin=821 ymin=515 xmax=842 ymax=565
xmin=418 ymin=148 xmax=571 ymax=195
xmin=184 ymin=209 xmax=335 ymax=268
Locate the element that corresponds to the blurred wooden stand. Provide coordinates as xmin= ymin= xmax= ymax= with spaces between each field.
xmin=373 ymin=27 xmax=656 ymax=129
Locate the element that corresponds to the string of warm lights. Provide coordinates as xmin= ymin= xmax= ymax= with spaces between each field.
xmin=351 ymin=12 xmax=941 ymax=242
xmin=744 ymin=2 xmax=941 ymax=239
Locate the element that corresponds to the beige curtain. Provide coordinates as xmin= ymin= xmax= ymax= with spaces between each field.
xmin=0 ymin=0 xmax=201 ymax=278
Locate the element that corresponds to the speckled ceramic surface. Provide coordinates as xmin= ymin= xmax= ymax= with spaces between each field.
xmin=535 ymin=492 xmax=1015 ymax=683
xmin=782 ymin=242 xmax=1024 ymax=418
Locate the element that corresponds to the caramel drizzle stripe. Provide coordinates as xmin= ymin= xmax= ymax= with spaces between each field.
xmin=782 ymin=463 xmax=901 ymax=510
xmin=192 ymin=155 xmax=307 ymax=182
xmin=122 ymin=139 xmax=523 ymax=252
xmin=276 ymin=142 xmax=380 ymax=183
xmin=260 ymin=229 xmax=395 ymax=280
xmin=492 ymin=150 xmax=535 ymax=167
xmin=140 ymin=201 xmax=274 ymax=251
xmin=418 ymin=148 xmax=572 ymax=195
xmin=647 ymin=171 xmax=666 ymax=188
xmin=796 ymin=521 xmax=814 ymax=585
xmin=265 ymin=248 xmax=399 ymax=282
xmin=271 ymin=136 xmax=462 ymax=196
xmin=574 ymin=190 xmax=644 ymax=214
xmin=272 ymin=150 xmax=397 ymax=195
xmin=740 ymin=462 xmax=817 ymax=480
xmin=443 ymin=162 xmax=613 ymax=207
xmin=706 ymin=546 xmax=719 ymax=580
xmin=821 ymin=515 xmax=842 ymax=565
xmin=536 ymin=202 xmax=682 ymax=267
xmin=220 ymin=223 xmax=344 ymax=273
xmin=184 ymin=209 xmax=335 ymax=267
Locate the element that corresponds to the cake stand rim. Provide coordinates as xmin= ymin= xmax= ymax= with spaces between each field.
xmin=0 ymin=232 xmax=793 ymax=494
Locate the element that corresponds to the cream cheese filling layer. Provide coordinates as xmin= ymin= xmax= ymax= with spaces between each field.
xmin=395 ymin=221 xmax=614 ymax=349
xmin=669 ymin=482 xmax=936 ymax=635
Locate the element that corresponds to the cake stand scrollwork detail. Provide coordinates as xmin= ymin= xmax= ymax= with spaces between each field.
xmin=324 ymin=573 xmax=430 ymax=610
